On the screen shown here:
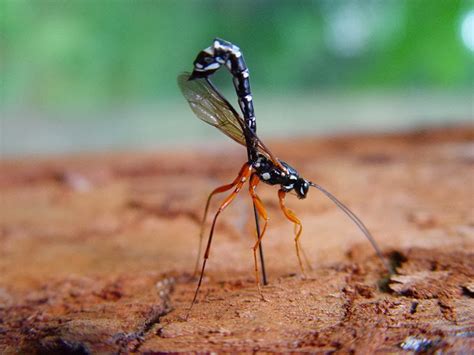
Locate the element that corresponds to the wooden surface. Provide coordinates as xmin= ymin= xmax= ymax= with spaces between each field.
xmin=1 ymin=126 xmax=473 ymax=353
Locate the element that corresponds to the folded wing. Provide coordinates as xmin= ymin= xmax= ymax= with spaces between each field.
xmin=178 ymin=72 xmax=248 ymax=147
xmin=178 ymin=72 xmax=283 ymax=168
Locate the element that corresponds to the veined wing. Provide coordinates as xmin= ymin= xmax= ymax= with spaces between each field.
xmin=178 ymin=72 xmax=247 ymax=147
xmin=177 ymin=72 xmax=285 ymax=170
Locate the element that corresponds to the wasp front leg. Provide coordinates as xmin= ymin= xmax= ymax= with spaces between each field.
xmin=278 ymin=190 xmax=313 ymax=277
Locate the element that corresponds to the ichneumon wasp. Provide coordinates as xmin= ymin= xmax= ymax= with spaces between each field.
xmin=178 ymin=38 xmax=390 ymax=318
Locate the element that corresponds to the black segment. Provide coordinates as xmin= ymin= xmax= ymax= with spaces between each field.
xmin=190 ymin=38 xmax=257 ymax=138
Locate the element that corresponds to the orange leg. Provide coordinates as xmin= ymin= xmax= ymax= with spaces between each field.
xmin=187 ymin=163 xmax=252 ymax=319
xmin=194 ymin=162 xmax=252 ymax=276
xmin=248 ymin=174 xmax=269 ymax=300
xmin=293 ymin=224 xmax=313 ymax=272
xmin=278 ymin=190 xmax=312 ymax=277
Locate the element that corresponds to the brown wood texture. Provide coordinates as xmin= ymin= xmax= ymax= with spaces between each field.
xmin=1 ymin=126 xmax=473 ymax=353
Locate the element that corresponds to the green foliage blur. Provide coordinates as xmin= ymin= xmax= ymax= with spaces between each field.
xmin=2 ymin=0 xmax=473 ymax=110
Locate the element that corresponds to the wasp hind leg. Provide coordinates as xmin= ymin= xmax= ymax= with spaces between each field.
xmin=248 ymin=174 xmax=269 ymax=300
xmin=187 ymin=163 xmax=252 ymax=319
xmin=278 ymin=190 xmax=313 ymax=278
xmin=194 ymin=162 xmax=252 ymax=276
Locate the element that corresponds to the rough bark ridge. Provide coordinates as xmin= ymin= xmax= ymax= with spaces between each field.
xmin=1 ymin=126 xmax=473 ymax=353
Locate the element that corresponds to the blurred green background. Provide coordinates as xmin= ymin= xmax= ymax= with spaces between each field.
xmin=2 ymin=0 xmax=473 ymax=156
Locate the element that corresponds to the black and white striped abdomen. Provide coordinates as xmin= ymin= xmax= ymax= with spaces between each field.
xmin=214 ymin=39 xmax=256 ymax=132
xmin=192 ymin=38 xmax=257 ymax=133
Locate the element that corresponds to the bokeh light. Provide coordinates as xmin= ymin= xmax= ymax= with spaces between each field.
xmin=461 ymin=9 xmax=474 ymax=52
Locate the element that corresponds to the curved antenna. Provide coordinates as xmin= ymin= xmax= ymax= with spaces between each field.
xmin=309 ymin=182 xmax=393 ymax=274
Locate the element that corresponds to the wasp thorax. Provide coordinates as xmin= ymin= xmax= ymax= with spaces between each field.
xmin=253 ymin=155 xmax=309 ymax=199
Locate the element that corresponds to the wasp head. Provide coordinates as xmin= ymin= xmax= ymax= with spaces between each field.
xmin=294 ymin=178 xmax=310 ymax=199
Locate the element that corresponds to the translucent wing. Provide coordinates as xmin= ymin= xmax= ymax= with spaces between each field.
xmin=177 ymin=72 xmax=284 ymax=169
xmin=177 ymin=72 xmax=247 ymax=147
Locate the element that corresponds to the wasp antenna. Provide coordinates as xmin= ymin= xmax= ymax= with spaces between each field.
xmin=309 ymin=182 xmax=393 ymax=274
